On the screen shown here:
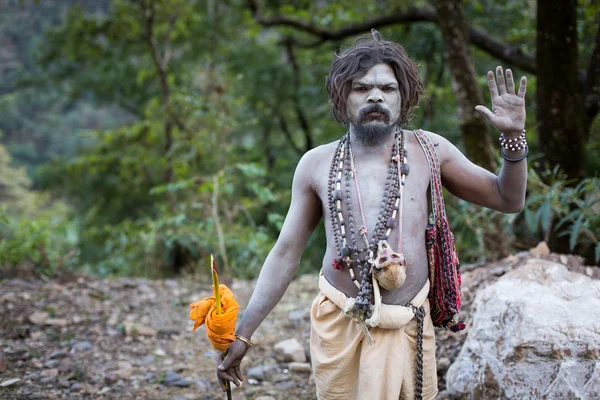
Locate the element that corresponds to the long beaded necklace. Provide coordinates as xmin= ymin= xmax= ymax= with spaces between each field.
xmin=327 ymin=127 xmax=409 ymax=327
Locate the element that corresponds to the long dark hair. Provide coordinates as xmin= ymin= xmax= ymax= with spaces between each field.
xmin=325 ymin=30 xmax=424 ymax=126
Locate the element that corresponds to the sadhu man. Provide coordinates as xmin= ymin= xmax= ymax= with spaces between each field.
xmin=217 ymin=30 xmax=528 ymax=399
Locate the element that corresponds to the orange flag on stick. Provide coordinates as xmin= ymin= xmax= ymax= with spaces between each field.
xmin=189 ymin=255 xmax=239 ymax=352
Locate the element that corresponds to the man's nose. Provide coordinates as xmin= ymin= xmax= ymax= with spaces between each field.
xmin=367 ymin=88 xmax=383 ymax=103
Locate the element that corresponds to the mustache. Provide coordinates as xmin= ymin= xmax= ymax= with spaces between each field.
xmin=358 ymin=104 xmax=391 ymax=123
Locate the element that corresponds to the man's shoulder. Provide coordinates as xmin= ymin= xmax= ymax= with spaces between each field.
xmin=298 ymin=140 xmax=340 ymax=167
xmin=409 ymin=129 xmax=456 ymax=162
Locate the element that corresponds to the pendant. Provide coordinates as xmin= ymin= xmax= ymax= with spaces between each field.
xmin=372 ymin=240 xmax=407 ymax=290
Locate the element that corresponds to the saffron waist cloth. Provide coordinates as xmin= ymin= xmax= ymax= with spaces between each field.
xmin=310 ymin=272 xmax=438 ymax=400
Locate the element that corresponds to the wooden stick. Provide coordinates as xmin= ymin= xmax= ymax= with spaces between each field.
xmin=211 ymin=255 xmax=232 ymax=400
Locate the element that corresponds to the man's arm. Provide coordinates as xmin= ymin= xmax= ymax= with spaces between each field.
xmin=216 ymin=148 xmax=323 ymax=389
xmin=235 ymin=150 xmax=322 ymax=338
xmin=433 ymin=131 xmax=527 ymax=213
xmin=434 ymin=66 xmax=528 ymax=213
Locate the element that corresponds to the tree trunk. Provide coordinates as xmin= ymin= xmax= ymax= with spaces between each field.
xmin=430 ymin=0 xmax=497 ymax=172
xmin=432 ymin=0 xmax=509 ymax=259
xmin=536 ymin=0 xmax=586 ymax=180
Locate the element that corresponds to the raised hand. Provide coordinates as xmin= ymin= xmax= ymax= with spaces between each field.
xmin=216 ymin=339 xmax=248 ymax=391
xmin=475 ymin=66 xmax=527 ymax=137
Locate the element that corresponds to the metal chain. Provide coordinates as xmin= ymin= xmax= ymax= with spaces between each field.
xmin=407 ymin=303 xmax=425 ymax=400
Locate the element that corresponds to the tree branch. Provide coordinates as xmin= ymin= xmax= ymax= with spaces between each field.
xmin=275 ymin=108 xmax=303 ymax=155
xmin=283 ymin=38 xmax=313 ymax=152
xmin=247 ymin=0 xmax=537 ymax=73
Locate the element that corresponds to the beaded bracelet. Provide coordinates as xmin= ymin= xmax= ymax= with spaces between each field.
xmin=499 ymin=129 xmax=527 ymax=152
xmin=501 ymin=145 xmax=528 ymax=162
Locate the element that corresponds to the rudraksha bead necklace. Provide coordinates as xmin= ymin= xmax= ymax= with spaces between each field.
xmin=328 ymin=127 xmax=408 ymax=321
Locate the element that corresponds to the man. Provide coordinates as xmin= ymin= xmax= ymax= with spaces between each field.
xmin=217 ymin=31 xmax=527 ymax=399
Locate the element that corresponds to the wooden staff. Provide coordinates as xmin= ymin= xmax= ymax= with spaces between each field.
xmin=211 ymin=255 xmax=232 ymax=400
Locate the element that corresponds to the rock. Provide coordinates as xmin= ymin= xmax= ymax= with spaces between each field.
xmin=114 ymin=361 xmax=133 ymax=378
xmin=168 ymin=397 xmax=187 ymax=400
xmin=49 ymin=350 xmax=69 ymax=359
xmin=163 ymin=369 xmax=190 ymax=387
xmin=70 ymin=383 xmax=81 ymax=391
xmin=586 ymin=267 xmax=594 ymax=277
xmin=45 ymin=318 xmax=68 ymax=327
xmin=29 ymin=312 xmax=49 ymax=325
xmin=273 ymin=338 xmax=307 ymax=362
xmin=40 ymin=369 xmax=58 ymax=378
xmin=246 ymin=364 xmax=279 ymax=381
xmin=57 ymin=358 xmax=73 ymax=374
xmin=154 ymin=348 xmax=166 ymax=357
xmin=0 ymin=355 xmax=6 ymax=373
xmin=59 ymin=379 xmax=70 ymax=388
xmin=39 ymin=376 xmax=57 ymax=384
xmin=288 ymin=362 xmax=312 ymax=373
xmin=72 ymin=341 xmax=93 ymax=352
xmin=254 ymin=396 xmax=276 ymax=400
xmin=30 ymin=331 xmax=43 ymax=340
xmin=560 ymin=255 xmax=568 ymax=264
xmin=0 ymin=378 xmax=20 ymax=387
xmin=446 ymin=260 xmax=600 ymax=399
xmin=123 ymin=321 xmax=157 ymax=337
xmin=43 ymin=360 xmax=60 ymax=368
xmin=195 ymin=377 xmax=210 ymax=392
xmin=529 ymin=241 xmax=550 ymax=257
xmin=104 ymin=372 xmax=118 ymax=385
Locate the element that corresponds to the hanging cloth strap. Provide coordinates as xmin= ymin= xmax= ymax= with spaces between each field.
xmin=413 ymin=129 xmax=465 ymax=332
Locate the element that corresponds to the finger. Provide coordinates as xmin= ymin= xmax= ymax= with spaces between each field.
xmin=506 ymin=69 xmax=515 ymax=94
xmin=218 ymin=354 xmax=232 ymax=371
xmin=221 ymin=369 xmax=240 ymax=386
xmin=517 ymin=76 xmax=527 ymax=98
xmin=486 ymin=71 xmax=499 ymax=99
xmin=234 ymin=365 xmax=244 ymax=382
xmin=496 ymin=66 xmax=507 ymax=95
xmin=475 ymin=105 xmax=495 ymax=123
xmin=217 ymin=372 xmax=227 ymax=391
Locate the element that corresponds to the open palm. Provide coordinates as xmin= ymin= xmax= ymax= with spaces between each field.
xmin=475 ymin=66 xmax=527 ymax=136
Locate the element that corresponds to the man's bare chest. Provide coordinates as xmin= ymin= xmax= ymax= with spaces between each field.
xmin=315 ymin=140 xmax=431 ymax=218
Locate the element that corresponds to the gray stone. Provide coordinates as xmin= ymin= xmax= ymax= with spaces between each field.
xmin=72 ymin=341 xmax=93 ymax=351
xmin=0 ymin=378 xmax=20 ymax=387
xmin=28 ymin=312 xmax=49 ymax=325
xmin=49 ymin=350 xmax=69 ymax=359
xmin=43 ymin=359 xmax=60 ymax=368
xmin=246 ymin=364 xmax=279 ymax=381
xmin=288 ymin=362 xmax=312 ymax=373
xmin=446 ymin=260 xmax=600 ymax=399
xmin=273 ymin=338 xmax=307 ymax=362
xmin=163 ymin=369 xmax=190 ymax=387
xmin=195 ymin=377 xmax=210 ymax=392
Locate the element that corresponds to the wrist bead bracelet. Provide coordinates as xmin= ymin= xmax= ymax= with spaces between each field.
xmin=234 ymin=334 xmax=255 ymax=347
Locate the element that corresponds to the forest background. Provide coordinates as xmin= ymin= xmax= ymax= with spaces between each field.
xmin=1 ymin=0 xmax=599 ymax=282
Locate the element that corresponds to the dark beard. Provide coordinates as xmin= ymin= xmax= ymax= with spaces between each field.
xmin=351 ymin=123 xmax=395 ymax=147
xmin=351 ymin=104 xmax=396 ymax=146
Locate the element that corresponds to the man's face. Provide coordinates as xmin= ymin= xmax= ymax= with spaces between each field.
xmin=346 ymin=63 xmax=401 ymax=128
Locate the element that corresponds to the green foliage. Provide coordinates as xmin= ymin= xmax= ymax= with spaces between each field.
xmin=524 ymin=166 xmax=600 ymax=263
xmin=446 ymin=197 xmax=517 ymax=263
xmin=2 ymin=0 xmax=599 ymax=278
xmin=0 ymin=202 xmax=80 ymax=275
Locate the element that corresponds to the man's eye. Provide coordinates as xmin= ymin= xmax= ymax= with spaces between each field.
xmin=383 ymin=87 xmax=394 ymax=92
xmin=355 ymin=87 xmax=367 ymax=92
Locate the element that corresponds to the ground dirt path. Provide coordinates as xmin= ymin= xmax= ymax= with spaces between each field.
xmin=0 ymin=249 xmax=594 ymax=399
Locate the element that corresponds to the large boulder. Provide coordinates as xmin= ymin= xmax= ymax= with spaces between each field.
xmin=446 ymin=259 xmax=600 ymax=399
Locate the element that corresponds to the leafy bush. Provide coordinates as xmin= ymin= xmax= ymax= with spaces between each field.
xmin=524 ymin=166 xmax=600 ymax=263
xmin=0 ymin=202 xmax=80 ymax=275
